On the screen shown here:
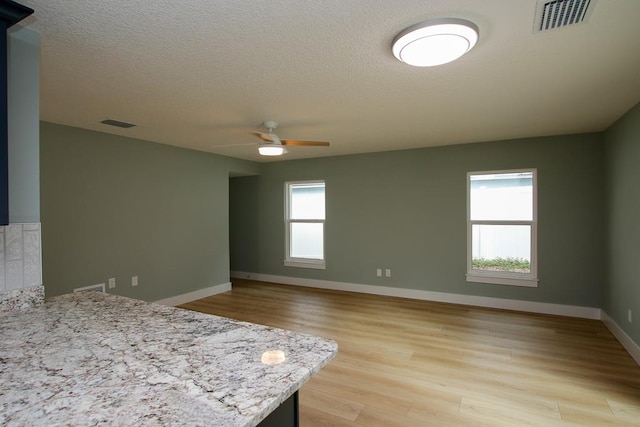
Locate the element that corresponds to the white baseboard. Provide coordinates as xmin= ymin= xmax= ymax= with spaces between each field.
xmin=153 ymin=282 xmax=232 ymax=307
xmin=230 ymin=272 xmax=601 ymax=319
xmin=601 ymin=311 xmax=640 ymax=365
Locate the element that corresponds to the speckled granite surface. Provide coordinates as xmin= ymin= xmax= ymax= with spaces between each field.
xmin=0 ymin=292 xmax=337 ymax=426
xmin=0 ymin=285 xmax=44 ymax=312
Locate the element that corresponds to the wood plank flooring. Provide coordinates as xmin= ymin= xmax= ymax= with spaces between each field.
xmin=179 ymin=279 xmax=640 ymax=426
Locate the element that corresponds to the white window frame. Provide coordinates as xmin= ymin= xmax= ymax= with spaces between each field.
xmin=284 ymin=180 xmax=326 ymax=270
xmin=466 ymin=169 xmax=538 ymax=287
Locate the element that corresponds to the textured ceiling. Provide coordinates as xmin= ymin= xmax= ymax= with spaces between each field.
xmin=18 ymin=0 xmax=640 ymax=162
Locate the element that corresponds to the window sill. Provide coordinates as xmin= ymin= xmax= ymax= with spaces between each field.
xmin=466 ymin=273 xmax=538 ymax=288
xmin=284 ymin=259 xmax=326 ymax=270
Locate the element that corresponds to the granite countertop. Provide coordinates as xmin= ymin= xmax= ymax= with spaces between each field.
xmin=0 ymin=291 xmax=337 ymax=426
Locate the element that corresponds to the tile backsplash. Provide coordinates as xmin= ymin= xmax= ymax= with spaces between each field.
xmin=0 ymin=223 xmax=44 ymax=310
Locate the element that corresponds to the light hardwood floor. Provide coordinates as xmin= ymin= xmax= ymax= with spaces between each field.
xmin=179 ymin=279 xmax=640 ymax=426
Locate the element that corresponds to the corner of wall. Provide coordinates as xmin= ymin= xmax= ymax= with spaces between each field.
xmin=601 ymin=310 xmax=640 ymax=365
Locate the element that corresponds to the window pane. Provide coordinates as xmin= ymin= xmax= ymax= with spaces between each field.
xmin=291 ymin=183 xmax=325 ymax=220
xmin=470 ymin=172 xmax=533 ymax=221
xmin=290 ymin=222 xmax=324 ymax=259
xmin=471 ymin=224 xmax=531 ymax=273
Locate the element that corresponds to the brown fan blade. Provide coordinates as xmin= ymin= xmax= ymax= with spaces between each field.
xmin=281 ymin=139 xmax=330 ymax=147
xmin=211 ymin=142 xmax=258 ymax=148
xmin=252 ymin=131 xmax=275 ymax=142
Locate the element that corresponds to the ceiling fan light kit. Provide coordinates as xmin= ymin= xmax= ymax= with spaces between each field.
xmin=253 ymin=120 xmax=330 ymax=156
xmin=258 ymin=145 xmax=286 ymax=156
xmin=392 ymin=18 xmax=479 ymax=67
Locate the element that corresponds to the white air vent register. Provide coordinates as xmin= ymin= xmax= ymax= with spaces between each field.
xmin=534 ymin=0 xmax=596 ymax=32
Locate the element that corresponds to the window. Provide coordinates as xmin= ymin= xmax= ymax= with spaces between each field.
xmin=467 ymin=170 xmax=538 ymax=287
xmin=285 ymin=181 xmax=325 ymax=269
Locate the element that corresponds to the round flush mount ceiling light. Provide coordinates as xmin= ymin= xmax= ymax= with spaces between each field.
xmin=392 ymin=18 xmax=479 ymax=67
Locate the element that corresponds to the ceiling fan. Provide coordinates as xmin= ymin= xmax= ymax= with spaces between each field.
xmin=253 ymin=120 xmax=330 ymax=156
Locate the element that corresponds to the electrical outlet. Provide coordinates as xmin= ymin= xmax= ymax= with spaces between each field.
xmin=385 ymin=269 xmax=391 ymax=278
xmin=108 ymin=278 xmax=116 ymax=289
xmin=628 ymin=309 xmax=633 ymax=324
xmin=376 ymin=269 xmax=382 ymax=277
xmin=131 ymin=276 xmax=139 ymax=287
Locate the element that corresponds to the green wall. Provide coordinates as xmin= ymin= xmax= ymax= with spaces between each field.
xmin=604 ymin=102 xmax=640 ymax=345
xmin=38 ymin=103 xmax=638 ymax=347
xmin=8 ymin=26 xmax=39 ymax=223
xmin=40 ymin=122 xmax=257 ymax=300
xmin=230 ymin=133 xmax=605 ymax=307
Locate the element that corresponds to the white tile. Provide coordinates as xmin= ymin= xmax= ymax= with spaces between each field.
xmin=23 ymin=231 xmax=42 ymax=287
xmin=6 ymin=260 xmax=24 ymax=291
xmin=6 ymin=224 xmax=23 ymax=262
xmin=0 ymin=263 xmax=4 ymax=294
xmin=1 ymin=223 xmax=43 ymax=299
xmin=22 ymin=223 xmax=40 ymax=232
xmin=23 ymin=231 xmax=39 ymax=255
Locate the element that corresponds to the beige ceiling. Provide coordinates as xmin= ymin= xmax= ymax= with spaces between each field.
xmin=18 ymin=0 xmax=640 ymax=162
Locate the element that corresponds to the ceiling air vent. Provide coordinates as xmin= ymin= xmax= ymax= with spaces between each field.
xmin=534 ymin=0 xmax=596 ymax=32
xmin=101 ymin=119 xmax=137 ymax=128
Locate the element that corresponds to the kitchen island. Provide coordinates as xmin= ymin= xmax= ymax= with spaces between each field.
xmin=0 ymin=291 xmax=337 ymax=426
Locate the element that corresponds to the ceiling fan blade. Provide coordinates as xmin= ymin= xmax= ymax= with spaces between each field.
xmin=252 ymin=131 xmax=275 ymax=142
xmin=212 ymin=142 xmax=258 ymax=148
xmin=281 ymin=139 xmax=330 ymax=147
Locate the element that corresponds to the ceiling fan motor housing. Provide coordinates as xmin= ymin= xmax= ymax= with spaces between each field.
xmin=264 ymin=120 xmax=278 ymax=132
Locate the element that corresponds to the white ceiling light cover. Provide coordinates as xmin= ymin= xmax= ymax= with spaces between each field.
xmin=258 ymin=145 xmax=285 ymax=156
xmin=392 ymin=18 xmax=479 ymax=67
